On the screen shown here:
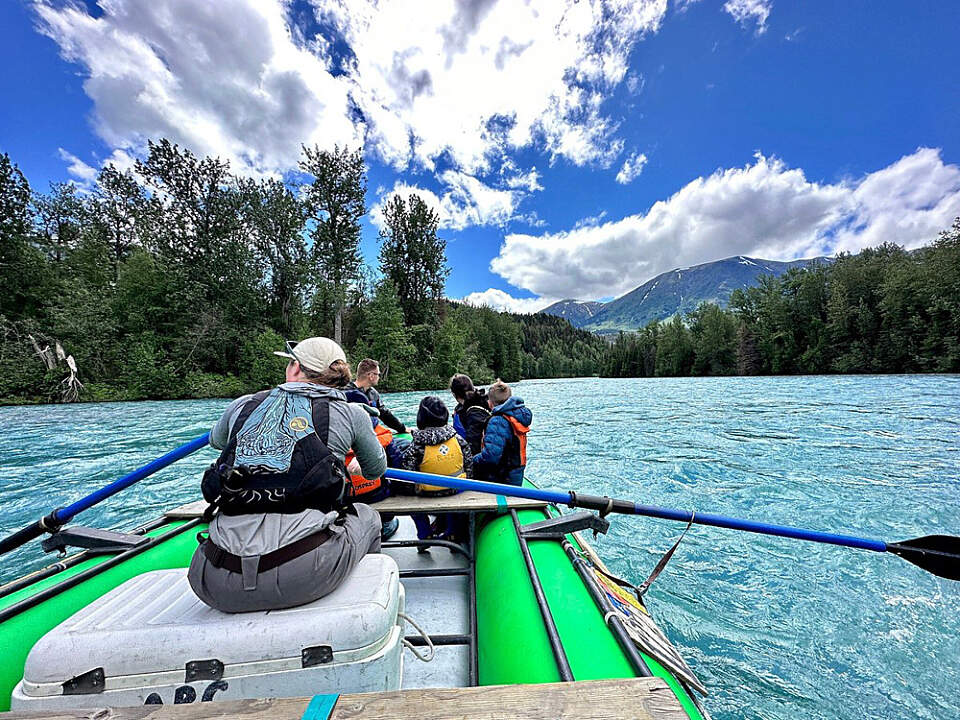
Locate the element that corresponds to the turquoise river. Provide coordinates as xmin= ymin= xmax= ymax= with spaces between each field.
xmin=1 ymin=375 xmax=958 ymax=719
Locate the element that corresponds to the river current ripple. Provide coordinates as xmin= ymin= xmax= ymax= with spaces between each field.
xmin=1 ymin=375 xmax=958 ymax=719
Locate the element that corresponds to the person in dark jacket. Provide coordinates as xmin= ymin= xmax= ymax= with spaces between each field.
xmin=473 ymin=380 xmax=531 ymax=486
xmin=346 ymin=359 xmax=407 ymax=434
xmin=449 ymin=373 xmax=491 ymax=456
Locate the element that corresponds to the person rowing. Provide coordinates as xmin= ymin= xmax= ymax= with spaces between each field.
xmin=188 ymin=337 xmax=387 ymax=613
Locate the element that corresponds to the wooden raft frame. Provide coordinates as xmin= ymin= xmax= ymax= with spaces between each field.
xmin=165 ymin=492 xmax=547 ymax=519
xmin=0 ymin=677 xmax=688 ymax=720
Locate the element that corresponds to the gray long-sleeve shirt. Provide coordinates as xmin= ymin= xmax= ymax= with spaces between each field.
xmin=208 ymin=382 xmax=387 ymax=556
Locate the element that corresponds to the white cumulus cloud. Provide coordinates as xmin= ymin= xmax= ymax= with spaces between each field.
xmin=320 ymin=0 xmax=668 ymax=173
xmin=723 ymin=0 xmax=772 ymax=35
xmin=489 ymin=148 xmax=960 ymax=301
xmin=370 ymin=167 xmax=544 ymax=232
xmin=460 ymin=288 xmax=555 ymax=314
xmin=616 ymin=151 xmax=648 ymax=184
xmin=35 ymin=0 xmax=670 ymax=227
xmin=35 ymin=0 xmax=359 ymax=178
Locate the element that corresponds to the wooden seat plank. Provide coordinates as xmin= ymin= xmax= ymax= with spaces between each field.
xmin=366 ymin=490 xmax=546 ymax=514
xmin=165 ymin=491 xmax=546 ymax=519
xmin=0 ymin=677 xmax=690 ymax=720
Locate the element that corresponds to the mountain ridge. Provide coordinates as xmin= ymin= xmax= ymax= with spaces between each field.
xmin=540 ymin=254 xmax=831 ymax=333
xmin=539 ymin=299 xmax=604 ymax=326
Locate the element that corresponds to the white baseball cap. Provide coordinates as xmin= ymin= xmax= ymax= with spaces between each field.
xmin=274 ymin=337 xmax=346 ymax=373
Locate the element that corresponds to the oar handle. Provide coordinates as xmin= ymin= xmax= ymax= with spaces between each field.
xmin=0 ymin=521 xmax=44 ymax=556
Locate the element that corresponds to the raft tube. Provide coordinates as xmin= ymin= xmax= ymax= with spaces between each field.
xmin=475 ymin=506 xmax=703 ymax=719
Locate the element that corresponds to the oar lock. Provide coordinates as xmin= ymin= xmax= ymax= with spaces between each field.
xmin=518 ymin=511 xmax=611 ymax=540
xmin=37 ymin=511 xmax=63 ymax=533
xmin=40 ymin=526 xmax=148 ymax=557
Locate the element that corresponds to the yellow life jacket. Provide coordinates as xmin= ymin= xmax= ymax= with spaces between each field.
xmin=417 ymin=436 xmax=465 ymax=495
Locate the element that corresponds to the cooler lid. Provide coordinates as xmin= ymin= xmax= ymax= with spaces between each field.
xmin=23 ymin=553 xmax=400 ymax=685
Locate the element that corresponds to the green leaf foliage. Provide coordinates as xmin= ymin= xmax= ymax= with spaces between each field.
xmin=0 ymin=138 xmax=958 ymax=404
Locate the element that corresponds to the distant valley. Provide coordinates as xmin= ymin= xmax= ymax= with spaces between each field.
xmin=541 ymin=255 xmax=831 ymax=333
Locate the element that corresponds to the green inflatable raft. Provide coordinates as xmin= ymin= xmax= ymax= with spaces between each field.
xmin=0 ymin=485 xmax=706 ymax=717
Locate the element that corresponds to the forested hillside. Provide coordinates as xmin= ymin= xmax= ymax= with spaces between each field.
xmin=0 ymin=143 xmax=599 ymax=404
xmin=602 ymin=232 xmax=960 ymax=378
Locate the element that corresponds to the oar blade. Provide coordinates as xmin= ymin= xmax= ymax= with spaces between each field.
xmin=887 ymin=535 xmax=960 ymax=581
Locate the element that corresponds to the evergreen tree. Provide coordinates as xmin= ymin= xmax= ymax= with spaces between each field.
xmin=89 ymin=164 xmax=150 ymax=280
xmin=689 ymin=303 xmax=737 ymax=375
xmin=35 ymin=182 xmax=84 ymax=265
xmin=0 ymin=153 xmax=45 ymax=319
xmin=354 ymin=280 xmax=417 ymax=390
xmin=655 ymin=315 xmax=694 ymax=376
xmin=239 ymin=177 xmax=308 ymax=335
xmin=735 ymin=322 xmax=760 ymax=375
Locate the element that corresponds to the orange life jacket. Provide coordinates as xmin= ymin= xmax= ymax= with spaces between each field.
xmin=506 ymin=416 xmax=529 ymax=466
xmin=345 ymin=424 xmax=393 ymax=497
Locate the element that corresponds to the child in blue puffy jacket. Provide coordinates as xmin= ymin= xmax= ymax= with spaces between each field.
xmin=472 ymin=380 xmax=531 ymax=486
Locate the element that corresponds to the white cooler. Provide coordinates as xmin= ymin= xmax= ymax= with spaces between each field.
xmin=12 ymin=554 xmax=404 ymax=710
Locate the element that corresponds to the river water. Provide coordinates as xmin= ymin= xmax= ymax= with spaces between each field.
xmin=1 ymin=376 xmax=958 ymax=719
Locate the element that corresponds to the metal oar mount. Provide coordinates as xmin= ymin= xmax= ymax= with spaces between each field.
xmin=0 ymin=433 xmax=211 ymax=557
xmin=383 ymin=469 xmax=960 ymax=581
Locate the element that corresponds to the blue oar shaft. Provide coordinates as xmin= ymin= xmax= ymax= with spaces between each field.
xmin=630 ymin=503 xmax=887 ymax=552
xmin=384 ymin=468 xmax=571 ymax=504
xmin=1 ymin=432 xmax=212 ymax=557
xmin=382 ymin=469 xmax=888 ymax=554
xmin=53 ymin=433 xmax=211 ymax=524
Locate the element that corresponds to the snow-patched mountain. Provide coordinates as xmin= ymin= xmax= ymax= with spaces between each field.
xmin=546 ymin=255 xmax=829 ymax=333
xmin=540 ymin=299 xmax=605 ymax=326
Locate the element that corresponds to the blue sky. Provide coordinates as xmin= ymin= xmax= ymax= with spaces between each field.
xmin=2 ymin=0 xmax=959 ymax=311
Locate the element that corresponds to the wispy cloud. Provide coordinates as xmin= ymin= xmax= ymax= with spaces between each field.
xmin=723 ymin=0 xmax=772 ymax=35
xmin=615 ymin=151 xmax=648 ymax=184
xmin=784 ymin=26 xmax=804 ymax=42
xmin=57 ymin=148 xmax=97 ymax=184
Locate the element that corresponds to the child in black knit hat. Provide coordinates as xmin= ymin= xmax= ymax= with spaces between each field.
xmin=402 ymin=396 xmax=473 ymax=545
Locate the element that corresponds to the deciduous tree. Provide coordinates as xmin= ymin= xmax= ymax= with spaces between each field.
xmin=378 ymin=193 xmax=448 ymax=326
xmin=300 ymin=145 xmax=365 ymax=344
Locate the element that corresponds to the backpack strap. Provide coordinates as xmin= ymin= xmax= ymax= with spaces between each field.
xmin=222 ymin=389 xmax=273 ymax=466
xmin=311 ymin=394 xmax=331 ymax=445
xmin=201 ymin=389 xmax=273 ymax=519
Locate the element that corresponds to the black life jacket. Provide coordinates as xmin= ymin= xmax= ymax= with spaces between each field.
xmin=201 ymin=388 xmax=349 ymax=515
xmin=461 ymin=403 xmax=491 ymax=456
